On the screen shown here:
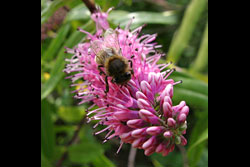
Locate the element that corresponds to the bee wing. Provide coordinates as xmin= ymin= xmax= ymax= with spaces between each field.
xmin=103 ymin=28 xmax=121 ymax=54
xmin=91 ymin=40 xmax=103 ymax=55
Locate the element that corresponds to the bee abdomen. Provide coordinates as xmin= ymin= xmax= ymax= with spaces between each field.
xmin=107 ymin=57 xmax=126 ymax=76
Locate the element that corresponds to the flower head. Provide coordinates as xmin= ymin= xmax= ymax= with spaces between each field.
xmin=64 ymin=8 xmax=189 ymax=156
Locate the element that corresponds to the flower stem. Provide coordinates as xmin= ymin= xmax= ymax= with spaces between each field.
xmin=81 ymin=0 xmax=97 ymax=14
xmin=55 ymin=115 xmax=86 ymax=167
xmin=128 ymin=146 xmax=137 ymax=167
xmin=177 ymin=145 xmax=189 ymax=167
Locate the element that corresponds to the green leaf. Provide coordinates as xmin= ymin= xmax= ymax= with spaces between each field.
xmin=68 ymin=142 xmax=104 ymax=164
xmin=190 ymin=21 xmax=208 ymax=73
xmin=64 ymin=4 xmax=90 ymax=23
xmin=152 ymin=159 xmax=164 ymax=167
xmin=93 ymin=154 xmax=115 ymax=167
xmin=41 ymin=21 xmax=94 ymax=100
xmin=172 ymin=76 xmax=208 ymax=96
xmin=187 ymin=110 xmax=208 ymax=167
xmin=57 ymin=106 xmax=85 ymax=123
xmin=42 ymin=23 xmax=71 ymax=61
xmin=41 ymin=0 xmax=66 ymax=25
xmin=95 ymin=0 xmax=120 ymax=11
xmin=41 ymin=152 xmax=53 ymax=167
xmin=188 ymin=128 xmax=208 ymax=152
xmin=197 ymin=148 xmax=208 ymax=167
xmin=109 ymin=10 xmax=177 ymax=29
xmin=41 ymin=0 xmax=82 ymax=25
xmin=122 ymin=0 xmax=132 ymax=6
xmin=167 ymin=0 xmax=207 ymax=63
xmin=41 ymin=100 xmax=55 ymax=160
xmin=150 ymin=151 xmax=182 ymax=167
xmin=173 ymin=87 xmax=208 ymax=110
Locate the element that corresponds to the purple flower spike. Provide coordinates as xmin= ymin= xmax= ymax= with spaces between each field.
xmin=64 ymin=7 xmax=190 ymax=156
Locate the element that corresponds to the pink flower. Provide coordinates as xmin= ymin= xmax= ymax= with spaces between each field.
xmin=64 ymin=8 xmax=189 ymax=156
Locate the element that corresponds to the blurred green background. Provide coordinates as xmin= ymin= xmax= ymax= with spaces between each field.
xmin=41 ymin=0 xmax=208 ymax=167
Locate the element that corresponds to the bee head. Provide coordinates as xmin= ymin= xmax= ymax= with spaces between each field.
xmin=114 ymin=72 xmax=131 ymax=84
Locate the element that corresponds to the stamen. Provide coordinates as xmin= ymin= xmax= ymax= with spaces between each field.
xmin=92 ymin=122 xmax=100 ymax=129
xmin=159 ymin=62 xmax=172 ymax=71
xmin=94 ymin=125 xmax=111 ymax=135
xmin=104 ymin=130 xmax=113 ymax=139
xmin=173 ymin=80 xmax=183 ymax=85
xmin=87 ymin=106 xmax=107 ymax=116
xmin=164 ymin=68 xmax=175 ymax=79
xmin=116 ymin=141 xmax=124 ymax=154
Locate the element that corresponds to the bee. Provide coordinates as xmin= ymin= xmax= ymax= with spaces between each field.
xmin=91 ymin=28 xmax=134 ymax=93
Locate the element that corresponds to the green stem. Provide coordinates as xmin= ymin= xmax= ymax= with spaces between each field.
xmin=167 ymin=0 xmax=207 ymax=63
xmin=190 ymin=22 xmax=208 ymax=72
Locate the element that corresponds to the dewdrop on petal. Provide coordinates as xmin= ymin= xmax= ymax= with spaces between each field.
xmin=64 ymin=7 xmax=189 ymax=156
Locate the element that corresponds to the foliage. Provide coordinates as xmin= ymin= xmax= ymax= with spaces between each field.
xmin=41 ymin=0 xmax=208 ymax=167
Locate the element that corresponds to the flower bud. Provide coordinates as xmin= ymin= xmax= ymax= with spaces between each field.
xmin=127 ymin=119 xmax=145 ymax=128
xmin=139 ymin=109 xmax=159 ymax=124
xmin=167 ymin=118 xmax=176 ymax=127
xmin=178 ymin=113 xmax=186 ymax=124
xmin=180 ymin=106 xmax=189 ymax=116
xmin=163 ymin=102 xmax=172 ymax=117
xmin=131 ymin=128 xmax=147 ymax=138
xmin=164 ymin=96 xmax=172 ymax=106
xmin=162 ymin=147 xmax=170 ymax=156
xmin=180 ymin=135 xmax=187 ymax=146
xmin=142 ymin=136 xmax=157 ymax=149
xmin=137 ymin=99 xmax=154 ymax=112
xmin=140 ymin=80 xmax=154 ymax=102
xmin=173 ymin=101 xmax=186 ymax=115
xmin=179 ymin=121 xmax=187 ymax=132
xmin=120 ymin=132 xmax=131 ymax=140
xmin=132 ymin=137 xmax=147 ymax=148
xmin=163 ymin=131 xmax=173 ymax=139
xmin=146 ymin=126 xmax=164 ymax=136
xmin=113 ymin=111 xmax=139 ymax=121
xmin=136 ymin=91 xmax=148 ymax=101
xmin=155 ymin=143 xmax=164 ymax=153
xmin=175 ymin=135 xmax=181 ymax=145
xmin=144 ymin=146 xmax=156 ymax=156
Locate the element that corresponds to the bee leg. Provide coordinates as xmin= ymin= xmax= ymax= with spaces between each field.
xmin=104 ymin=76 xmax=109 ymax=94
xmin=128 ymin=60 xmax=133 ymax=68
xmin=128 ymin=60 xmax=134 ymax=75
xmin=98 ymin=65 xmax=106 ymax=75
xmin=131 ymin=69 xmax=134 ymax=75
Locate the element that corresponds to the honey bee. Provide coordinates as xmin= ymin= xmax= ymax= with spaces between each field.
xmin=91 ymin=28 xmax=134 ymax=93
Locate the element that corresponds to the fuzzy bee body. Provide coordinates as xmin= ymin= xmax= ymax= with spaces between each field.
xmin=91 ymin=28 xmax=133 ymax=91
